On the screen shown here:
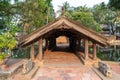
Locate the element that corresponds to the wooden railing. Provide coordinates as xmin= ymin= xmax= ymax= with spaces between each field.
xmin=109 ymin=40 xmax=120 ymax=45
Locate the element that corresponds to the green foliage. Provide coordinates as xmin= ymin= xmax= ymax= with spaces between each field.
xmin=57 ymin=3 xmax=102 ymax=31
xmin=12 ymin=47 xmax=30 ymax=59
xmin=108 ymin=0 xmax=120 ymax=10
xmin=0 ymin=32 xmax=17 ymax=50
xmin=0 ymin=52 xmax=9 ymax=60
xmin=92 ymin=2 xmax=116 ymax=24
xmin=17 ymin=0 xmax=54 ymax=34
xmin=0 ymin=21 xmax=19 ymax=57
xmin=92 ymin=2 xmax=120 ymax=35
xmin=97 ymin=52 xmax=105 ymax=60
xmin=71 ymin=11 xmax=101 ymax=31
xmin=0 ymin=54 xmax=4 ymax=60
xmin=0 ymin=0 xmax=10 ymax=29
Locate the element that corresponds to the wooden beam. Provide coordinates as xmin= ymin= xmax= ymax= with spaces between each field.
xmin=84 ymin=39 xmax=88 ymax=60
xmin=38 ymin=38 xmax=43 ymax=61
xmin=93 ymin=43 xmax=97 ymax=60
xmin=30 ymin=44 xmax=35 ymax=60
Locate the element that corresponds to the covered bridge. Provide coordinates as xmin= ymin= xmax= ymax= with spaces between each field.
xmin=18 ymin=17 xmax=110 ymax=64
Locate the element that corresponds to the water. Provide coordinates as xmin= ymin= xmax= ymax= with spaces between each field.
xmin=11 ymin=47 xmax=30 ymax=59
xmin=98 ymin=46 xmax=120 ymax=61
xmin=11 ymin=45 xmax=39 ymax=59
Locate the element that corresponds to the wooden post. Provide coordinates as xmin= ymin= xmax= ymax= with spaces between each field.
xmin=49 ymin=38 xmax=52 ymax=50
xmin=69 ymin=38 xmax=72 ymax=49
xmin=30 ymin=44 xmax=35 ymax=60
xmin=53 ymin=38 xmax=56 ymax=48
xmin=93 ymin=43 xmax=97 ymax=60
xmin=38 ymin=38 xmax=43 ymax=61
xmin=46 ymin=39 xmax=48 ymax=50
xmin=84 ymin=39 xmax=88 ymax=60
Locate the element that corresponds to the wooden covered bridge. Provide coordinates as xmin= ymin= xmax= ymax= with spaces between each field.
xmin=18 ymin=17 xmax=110 ymax=65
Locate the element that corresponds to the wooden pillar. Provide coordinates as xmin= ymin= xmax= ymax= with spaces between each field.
xmin=84 ymin=39 xmax=88 ymax=60
xmin=38 ymin=38 xmax=43 ymax=60
xmin=53 ymin=38 xmax=56 ymax=48
xmin=70 ymin=38 xmax=74 ymax=50
xmin=30 ymin=44 xmax=35 ymax=60
xmin=93 ymin=43 xmax=97 ymax=60
xmin=49 ymin=38 xmax=53 ymax=50
xmin=69 ymin=38 xmax=72 ymax=49
xmin=48 ymin=39 xmax=51 ymax=49
xmin=46 ymin=38 xmax=48 ymax=50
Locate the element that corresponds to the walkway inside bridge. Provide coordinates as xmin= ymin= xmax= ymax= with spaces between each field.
xmin=44 ymin=42 xmax=83 ymax=66
xmin=32 ymin=44 xmax=101 ymax=80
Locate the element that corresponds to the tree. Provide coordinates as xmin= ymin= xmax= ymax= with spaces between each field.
xmin=45 ymin=0 xmax=55 ymax=23
xmin=57 ymin=2 xmax=72 ymax=18
xmin=92 ymin=2 xmax=109 ymax=24
xmin=108 ymin=0 xmax=120 ymax=35
xmin=56 ymin=4 xmax=102 ymax=31
xmin=92 ymin=2 xmax=118 ymax=35
xmin=108 ymin=0 xmax=120 ymax=10
xmin=0 ymin=0 xmax=20 ymax=56
xmin=17 ymin=0 xmax=54 ymax=34
xmin=71 ymin=11 xmax=101 ymax=31
xmin=0 ymin=0 xmax=11 ymax=29
xmin=0 ymin=0 xmax=21 ymax=30
xmin=71 ymin=6 xmax=102 ymax=31
xmin=0 ymin=22 xmax=20 ymax=57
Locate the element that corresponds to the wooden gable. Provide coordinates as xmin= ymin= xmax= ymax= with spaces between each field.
xmin=19 ymin=17 xmax=110 ymax=47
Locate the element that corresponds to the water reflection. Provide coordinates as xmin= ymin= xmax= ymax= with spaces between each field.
xmin=11 ymin=47 xmax=30 ymax=59
xmin=98 ymin=46 xmax=120 ymax=61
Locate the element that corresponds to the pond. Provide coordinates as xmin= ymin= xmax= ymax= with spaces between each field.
xmin=11 ymin=47 xmax=30 ymax=59
xmin=11 ymin=45 xmax=39 ymax=59
xmin=98 ymin=46 xmax=120 ymax=61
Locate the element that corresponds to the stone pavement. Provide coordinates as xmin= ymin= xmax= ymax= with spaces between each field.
xmin=32 ymin=66 xmax=101 ymax=80
xmin=103 ymin=61 xmax=120 ymax=75
xmin=32 ymin=51 xmax=101 ymax=80
xmin=92 ymin=66 xmax=120 ymax=80
xmin=110 ymin=65 xmax=120 ymax=75
xmin=111 ymin=65 xmax=120 ymax=74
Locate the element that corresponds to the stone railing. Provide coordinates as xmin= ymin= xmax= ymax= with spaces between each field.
xmin=0 ymin=59 xmax=23 ymax=76
xmin=98 ymin=61 xmax=112 ymax=77
xmin=22 ymin=60 xmax=34 ymax=74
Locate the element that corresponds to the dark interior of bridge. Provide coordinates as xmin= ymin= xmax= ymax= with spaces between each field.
xmin=43 ymin=29 xmax=85 ymax=53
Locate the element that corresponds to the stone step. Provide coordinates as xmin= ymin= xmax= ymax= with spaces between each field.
xmin=25 ymin=66 xmax=39 ymax=79
xmin=92 ymin=66 xmax=106 ymax=80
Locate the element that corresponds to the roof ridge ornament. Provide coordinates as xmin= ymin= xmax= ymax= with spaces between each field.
xmin=61 ymin=6 xmax=65 ymax=17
